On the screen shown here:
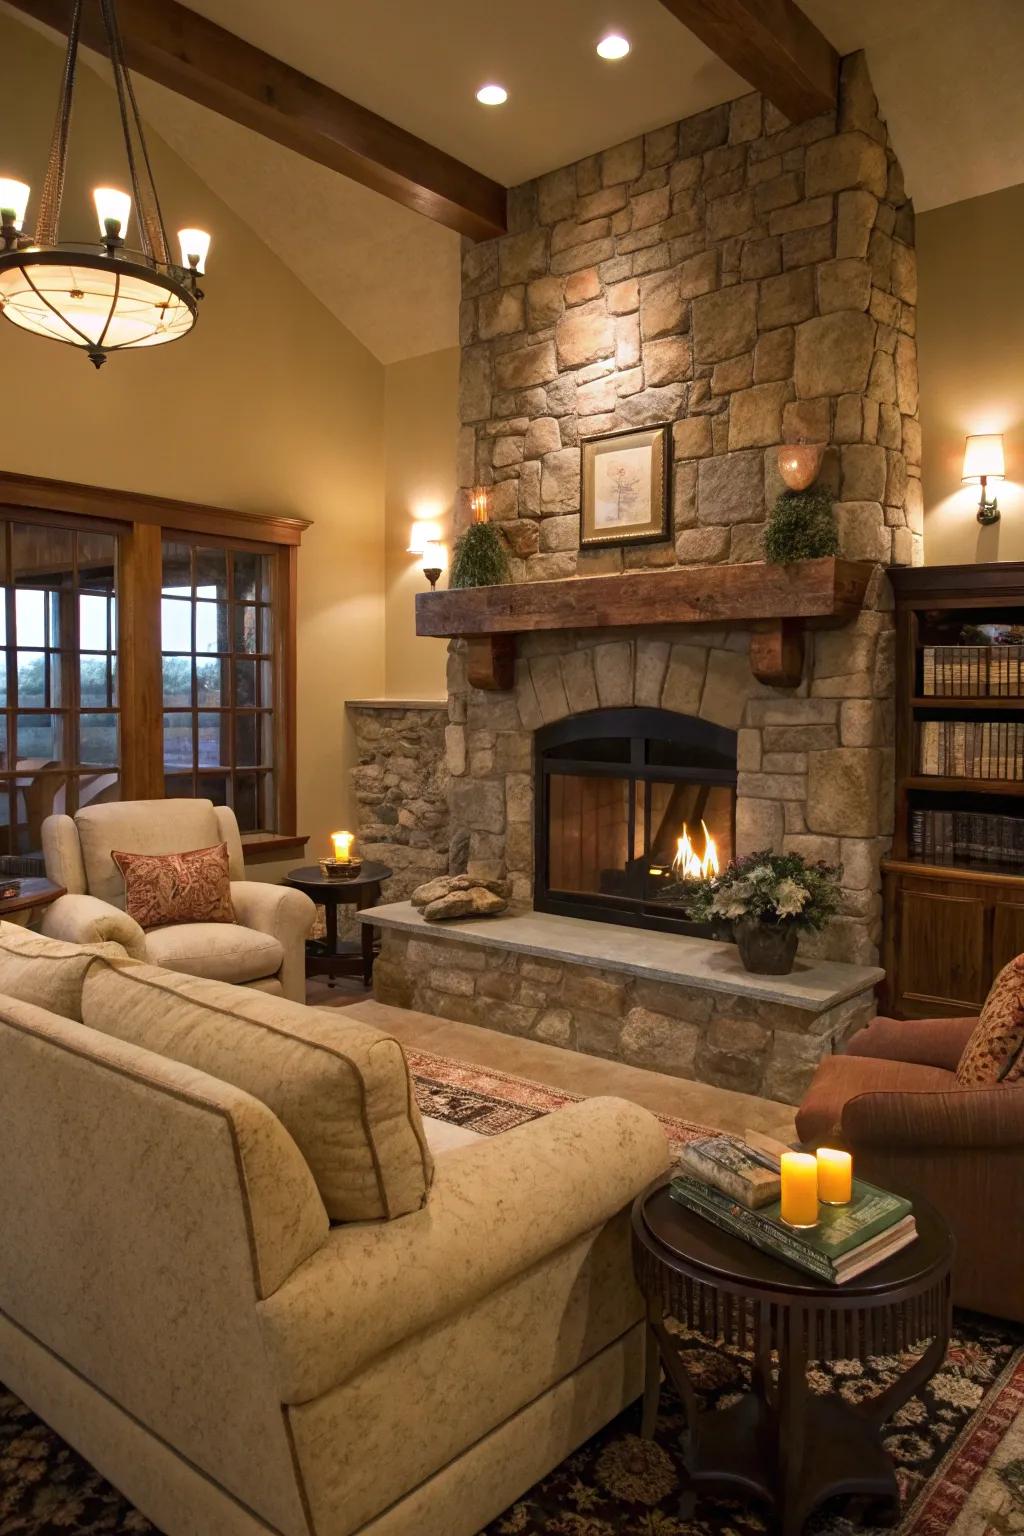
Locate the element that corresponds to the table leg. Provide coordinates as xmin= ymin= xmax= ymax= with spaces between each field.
xmin=641 ymin=1302 xmax=662 ymax=1439
xmin=777 ymin=1307 xmax=809 ymax=1536
xmin=324 ymin=900 xmax=339 ymax=985
xmin=357 ymin=883 xmax=379 ymax=988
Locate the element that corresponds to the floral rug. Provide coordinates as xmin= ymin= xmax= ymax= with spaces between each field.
xmin=2 ymin=1051 xmax=1023 ymax=1536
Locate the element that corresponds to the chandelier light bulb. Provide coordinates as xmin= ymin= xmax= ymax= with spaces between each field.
xmin=177 ymin=227 xmax=211 ymax=273
xmin=476 ymin=83 xmax=508 ymax=106
xmin=0 ymin=178 xmax=30 ymax=230
xmin=93 ymin=186 xmax=131 ymax=240
xmin=596 ymin=34 xmax=630 ymax=59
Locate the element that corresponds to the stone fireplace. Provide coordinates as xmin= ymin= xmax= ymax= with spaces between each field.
xmin=534 ymin=704 xmax=736 ymax=934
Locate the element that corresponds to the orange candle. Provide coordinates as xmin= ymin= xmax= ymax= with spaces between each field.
xmin=780 ymin=1151 xmax=819 ymax=1227
xmin=817 ymin=1147 xmax=853 ymax=1205
xmin=331 ymin=830 xmax=354 ymax=863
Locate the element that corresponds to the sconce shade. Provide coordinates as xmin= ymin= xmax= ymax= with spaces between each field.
xmin=962 ymin=434 xmax=1005 ymax=484
xmin=407 ymin=522 xmax=441 ymax=555
xmin=421 ymin=540 xmax=444 ymax=570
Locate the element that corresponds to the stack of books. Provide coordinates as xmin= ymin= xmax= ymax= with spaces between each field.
xmin=910 ymin=808 xmax=1024 ymax=868
xmin=919 ymin=720 xmax=1024 ymax=780
xmin=670 ymin=1135 xmax=917 ymax=1285
xmin=922 ymin=643 xmax=1024 ymax=697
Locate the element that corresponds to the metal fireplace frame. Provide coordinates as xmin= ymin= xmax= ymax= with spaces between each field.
xmin=533 ymin=705 xmax=737 ymax=935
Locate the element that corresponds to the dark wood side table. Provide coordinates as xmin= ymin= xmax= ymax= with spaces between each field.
xmin=283 ymin=862 xmax=392 ymax=988
xmin=0 ymin=877 xmax=65 ymax=926
xmin=632 ymin=1178 xmax=954 ymax=1536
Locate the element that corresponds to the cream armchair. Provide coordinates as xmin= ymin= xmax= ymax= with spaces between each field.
xmin=40 ymin=799 xmax=314 ymax=1002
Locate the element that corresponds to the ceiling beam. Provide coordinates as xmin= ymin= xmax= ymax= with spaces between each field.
xmin=657 ymin=0 xmax=838 ymax=122
xmin=5 ymin=0 xmax=507 ymax=241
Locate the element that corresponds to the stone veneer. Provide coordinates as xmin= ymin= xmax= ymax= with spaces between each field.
xmin=373 ymin=923 xmax=875 ymax=1105
xmin=346 ymin=702 xmax=450 ymax=902
xmin=457 ymin=52 xmax=920 ymax=572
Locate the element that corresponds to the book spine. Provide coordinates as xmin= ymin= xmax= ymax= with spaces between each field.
xmin=670 ymin=1183 xmax=837 ymax=1282
xmin=923 ymin=646 xmax=935 ymax=697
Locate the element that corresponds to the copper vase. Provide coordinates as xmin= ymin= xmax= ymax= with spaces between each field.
xmin=777 ymin=443 xmax=825 ymax=491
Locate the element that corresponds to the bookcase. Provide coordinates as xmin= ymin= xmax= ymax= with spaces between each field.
xmin=883 ymin=563 xmax=1024 ymax=1017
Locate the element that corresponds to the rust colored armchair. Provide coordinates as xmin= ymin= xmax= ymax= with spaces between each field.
xmin=796 ymin=1015 xmax=1024 ymax=1322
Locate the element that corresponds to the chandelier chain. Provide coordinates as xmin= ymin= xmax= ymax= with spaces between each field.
xmin=35 ymin=0 xmax=83 ymax=247
xmin=99 ymin=0 xmax=170 ymax=264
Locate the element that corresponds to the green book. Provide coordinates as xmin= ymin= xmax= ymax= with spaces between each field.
xmin=669 ymin=1174 xmax=915 ymax=1285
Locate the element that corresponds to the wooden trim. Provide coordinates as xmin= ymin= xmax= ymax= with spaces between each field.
xmin=273 ymin=545 xmax=299 ymax=838
xmin=656 ymin=0 xmax=838 ymax=122
xmin=890 ymin=561 xmax=1024 ymax=604
xmin=0 ymin=472 xmax=310 ymax=547
xmin=7 ymin=0 xmax=507 ymax=243
xmin=118 ymin=522 xmax=164 ymax=800
xmin=882 ymin=858 xmax=1024 ymax=891
xmin=242 ymin=834 xmax=308 ymax=861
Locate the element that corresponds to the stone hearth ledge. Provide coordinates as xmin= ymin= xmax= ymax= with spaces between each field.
xmin=363 ymin=904 xmax=882 ymax=1105
xmin=363 ymin=903 xmax=881 ymax=1011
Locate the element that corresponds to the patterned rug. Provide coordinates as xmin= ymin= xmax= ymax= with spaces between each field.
xmin=2 ymin=1051 xmax=1023 ymax=1536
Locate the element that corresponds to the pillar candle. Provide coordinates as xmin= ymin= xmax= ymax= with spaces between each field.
xmin=331 ymin=831 xmax=353 ymax=863
xmin=816 ymin=1147 xmax=853 ymax=1205
xmin=780 ymin=1151 xmax=819 ymax=1227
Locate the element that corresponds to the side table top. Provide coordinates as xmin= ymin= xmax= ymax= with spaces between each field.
xmin=634 ymin=1177 xmax=953 ymax=1303
xmin=0 ymin=877 xmax=65 ymax=917
xmin=284 ymin=862 xmax=393 ymax=895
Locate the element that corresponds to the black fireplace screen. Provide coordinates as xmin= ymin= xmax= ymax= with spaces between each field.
xmin=534 ymin=706 xmax=737 ymax=934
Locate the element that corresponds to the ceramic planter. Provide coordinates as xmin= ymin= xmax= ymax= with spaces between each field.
xmin=734 ymin=917 xmax=799 ymax=975
xmin=777 ymin=443 xmax=825 ymax=492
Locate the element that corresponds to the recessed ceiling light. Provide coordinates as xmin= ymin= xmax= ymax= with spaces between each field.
xmin=596 ymin=33 xmax=630 ymax=60
xmin=476 ymin=84 xmax=508 ymax=106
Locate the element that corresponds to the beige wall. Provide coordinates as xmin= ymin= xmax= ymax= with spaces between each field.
xmin=383 ymin=349 xmax=457 ymax=699
xmin=0 ymin=13 xmax=388 ymax=869
xmin=919 ymin=183 xmax=1024 ymax=564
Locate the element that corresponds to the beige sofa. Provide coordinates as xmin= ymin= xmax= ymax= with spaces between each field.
xmin=40 ymin=798 xmax=316 ymax=1002
xmin=0 ymin=925 xmax=669 ymax=1536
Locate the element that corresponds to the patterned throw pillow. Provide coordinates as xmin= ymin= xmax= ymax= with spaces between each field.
xmin=111 ymin=843 xmax=235 ymax=931
xmin=955 ymin=955 xmax=1024 ymax=1087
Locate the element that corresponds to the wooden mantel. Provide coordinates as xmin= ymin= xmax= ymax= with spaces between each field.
xmin=415 ymin=557 xmax=875 ymax=690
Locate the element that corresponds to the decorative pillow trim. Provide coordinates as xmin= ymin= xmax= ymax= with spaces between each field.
xmin=955 ymin=954 xmax=1024 ymax=1088
xmin=111 ymin=842 xmax=235 ymax=931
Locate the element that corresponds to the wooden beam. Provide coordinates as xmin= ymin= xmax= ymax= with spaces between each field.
xmin=656 ymin=0 xmax=838 ymax=122
xmin=6 ymin=0 xmax=507 ymax=242
xmin=749 ymin=619 xmax=805 ymax=688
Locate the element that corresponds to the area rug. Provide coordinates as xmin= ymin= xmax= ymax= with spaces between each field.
xmin=2 ymin=1051 xmax=1022 ymax=1536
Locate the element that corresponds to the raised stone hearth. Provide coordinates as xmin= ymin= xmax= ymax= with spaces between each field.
xmin=368 ymin=904 xmax=882 ymax=1105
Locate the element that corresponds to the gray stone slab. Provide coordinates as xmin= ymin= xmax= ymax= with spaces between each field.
xmin=361 ymin=903 xmax=883 ymax=1013
xmin=346 ymin=698 xmax=446 ymax=710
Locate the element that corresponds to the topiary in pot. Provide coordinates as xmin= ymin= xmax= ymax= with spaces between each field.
xmin=764 ymin=486 xmax=839 ymax=564
xmin=449 ymin=520 xmax=511 ymax=589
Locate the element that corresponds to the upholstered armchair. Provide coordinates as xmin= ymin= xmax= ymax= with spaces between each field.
xmin=797 ymin=1014 xmax=1024 ymax=1322
xmin=40 ymin=799 xmax=314 ymax=1003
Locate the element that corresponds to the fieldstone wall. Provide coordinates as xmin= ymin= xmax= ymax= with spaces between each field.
xmin=347 ymin=703 xmax=450 ymax=902
xmin=457 ymin=52 xmax=920 ymax=572
xmin=445 ymin=562 xmax=893 ymax=967
xmin=374 ymin=926 xmax=874 ymax=1105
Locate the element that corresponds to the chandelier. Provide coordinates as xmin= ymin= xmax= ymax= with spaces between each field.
xmin=0 ymin=0 xmax=209 ymax=368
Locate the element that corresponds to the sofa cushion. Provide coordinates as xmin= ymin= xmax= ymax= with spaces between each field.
xmin=82 ymin=959 xmax=433 ymax=1222
xmin=145 ymin=922 xmax=282 ymax=984
xmin=112 ymin=843 xmax=235 ymax=930
xmin=0 ymin=922 xmax=126 ymax=1021
xmin=75 ymin=798 xmax=225 ymax=906
xmin=796 ymin=1053 xmax=956 ymax=1144
xmin=955 ymin=955 xmax=1024 ymax=1087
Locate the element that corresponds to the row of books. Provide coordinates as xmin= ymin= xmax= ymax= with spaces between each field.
xmin=671 ymin=1134 xmax=916 ymax=1285
xmin=909 ymin=808 xmax=1024 ymax=868
xmin=919 ymin=721 xmax=1024 ymax=780
xmin=922 ymin=645 xmax=1024 ymax=698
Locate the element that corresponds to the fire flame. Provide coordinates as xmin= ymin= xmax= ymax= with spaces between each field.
xmin=671 ymin=821 xmax=720 ymax=880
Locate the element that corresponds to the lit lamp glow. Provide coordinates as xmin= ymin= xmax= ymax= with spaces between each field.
xmin=816 ymin=1147 xmax=853 ymax=1205
xmin=407 ymin=521 xmax=442 ymax=555
xmin=0 ymin=178 xmax=30 ymax=240
xmin=962 ymin=433 xmax=1005 ymax=525
xmin=93 ymin=186 xmax=131 ymax=242
xmin=332 ymin=831 xmax=354 ymax=863
xmin=780 ymin=1151 xmax=819 ymax=1228
xmin=177 ymin=227 xmax=211 ymax=275
xmin=322 ymin=830 xmax=361 ymax=880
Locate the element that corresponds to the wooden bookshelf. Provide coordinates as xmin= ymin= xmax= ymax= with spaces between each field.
xmin=883 ymin=564 xmax=1024 ymax=1017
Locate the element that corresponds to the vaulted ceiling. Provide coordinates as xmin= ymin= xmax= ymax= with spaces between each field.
xmin=5 ymin=0 xmax=1023 ymax=364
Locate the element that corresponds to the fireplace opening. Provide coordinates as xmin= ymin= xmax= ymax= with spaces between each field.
xmin=533 ymin=706 xmax=736 ymax=934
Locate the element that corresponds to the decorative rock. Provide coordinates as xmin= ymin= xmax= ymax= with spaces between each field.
xmin=423 ymin=887 xmax=510 ymax=921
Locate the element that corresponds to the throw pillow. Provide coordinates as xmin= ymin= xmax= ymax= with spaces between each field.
xmin=112 ymin=842 xmax=235 ymax=931
xmin=955 ymin=954 xmax=1024 ymax=1086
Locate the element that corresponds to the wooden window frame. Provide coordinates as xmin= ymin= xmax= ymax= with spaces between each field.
xmin=0 ymin=470 xmax=308 ymax=848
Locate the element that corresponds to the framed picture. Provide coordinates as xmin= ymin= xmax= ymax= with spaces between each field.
xmin=581 ymin=424 xmax=670 ymax=550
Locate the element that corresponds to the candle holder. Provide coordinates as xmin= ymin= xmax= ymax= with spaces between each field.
xmin=319 ymin=857 xmax=362 ymax=881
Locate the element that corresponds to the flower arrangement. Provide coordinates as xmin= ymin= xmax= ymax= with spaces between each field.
xmin=686 ymin=850 xmax=841 ymax=974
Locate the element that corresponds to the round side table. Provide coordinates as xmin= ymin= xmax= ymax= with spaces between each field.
xmin=283 ymin=862 xmax=392 ymax=988
xmin=632 ymin=1177 xmax=954 ymax=1536
xmin=0 ymin=877 xmax=65 ymax=926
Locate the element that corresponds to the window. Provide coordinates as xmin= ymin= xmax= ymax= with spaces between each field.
xmin=160 ymin=537 xmax=277 ymax=832
xmin=0 ymin=517 xmax=119 ymax=854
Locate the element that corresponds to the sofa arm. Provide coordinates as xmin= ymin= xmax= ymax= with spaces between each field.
xmin=230 ymin=882 xmax=315 ymax=1003
xmin=845 ymin=1015 xmax=979 ymax=1072
xmin=256 ymin=1095 xmax=670 ymax=1403
xmin=842 ymin=1083 xmax=1024 ymax=1150
xmin=41 ymin=893 xmax=146 ymax=959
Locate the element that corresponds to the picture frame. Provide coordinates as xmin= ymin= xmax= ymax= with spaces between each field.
xmin=580 ymin=424 xmax=670 ymax=550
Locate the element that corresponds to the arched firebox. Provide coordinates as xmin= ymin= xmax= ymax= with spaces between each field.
xmin=533 ymin=706 xmax=737 ymax=934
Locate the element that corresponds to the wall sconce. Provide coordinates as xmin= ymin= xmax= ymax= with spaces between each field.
xmin=962 ymin=434 xmax=1005 ymax=525
xmin=421 ymin=541 xmax=444 ymax=591
xmin=470 ymin=486 xmax=490 ymax=523
xmin=407 ymin=520 xmax=442 ymax=555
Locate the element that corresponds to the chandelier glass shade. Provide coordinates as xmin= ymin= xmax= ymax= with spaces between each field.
xmin=0 ymin=0 xmax=208 ymax=368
